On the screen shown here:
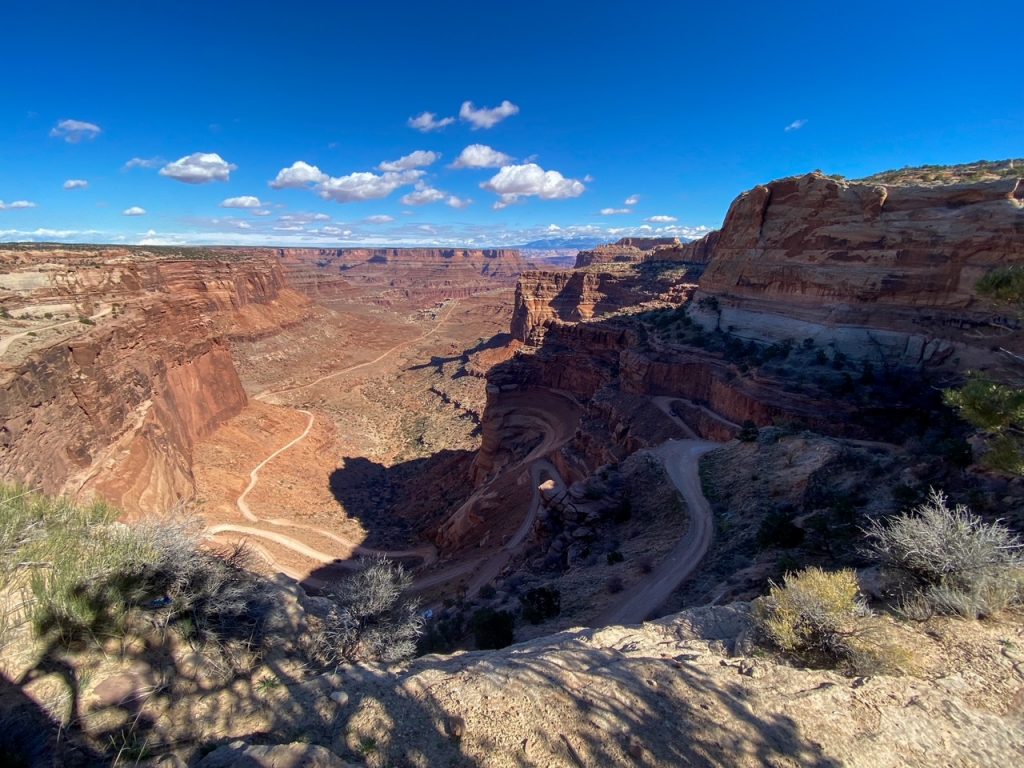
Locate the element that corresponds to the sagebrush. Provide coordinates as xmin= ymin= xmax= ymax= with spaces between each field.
xmin=864 ymin=488 xmax=1024 ymax=618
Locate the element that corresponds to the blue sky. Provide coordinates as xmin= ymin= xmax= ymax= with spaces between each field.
xmin=1 ymin=1 xmax=1021 ymax=247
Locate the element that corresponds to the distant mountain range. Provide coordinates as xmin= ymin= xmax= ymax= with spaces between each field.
xmin=516 ymin=236 xmax=609 ymax=250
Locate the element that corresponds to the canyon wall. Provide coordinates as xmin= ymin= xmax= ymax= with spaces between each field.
xmin=277 ymin=247 xmax=526 ymax=306
xmin=0 ymin=248 xmax=311 ymax=515
xmin=693 ymin=172 xmax=1024 ymax=368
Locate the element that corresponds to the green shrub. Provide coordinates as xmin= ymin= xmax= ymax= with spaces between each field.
xmin=520 ymin=585 xmax=561 ymax=624
xmin=864 ymin=489 xmax=1024 ymax=618
xmin=738 ymin=420 xmax=759 ymax=442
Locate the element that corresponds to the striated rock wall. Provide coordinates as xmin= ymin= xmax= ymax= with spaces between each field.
xmin=0 ymin=248 xmax=311 ymax=515
xmin=277 ymin=247 xmax=526 ymax=306
xmin=694 ymin=172 xmax=1024 ymax=368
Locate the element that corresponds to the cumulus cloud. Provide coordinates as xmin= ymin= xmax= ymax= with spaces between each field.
xmin=269 ymin=161 xmax=328 ymax=189
xmin=785 ymin=119 xmax=808 ymax=132
xmin=377 ymin=150 xmax=440 ymax=172
xmin=123 ymin=156 xmax=164 ymax=170
xmin=408 ymin=111 xmax=455 ymax=132
xmin=159 ymin=152 xmax=236 ymax=183
xmin=252 ymin=209 xmax=272 ymax=217
xmin=481 ymin=163 xmax=585 ymax=207
xmin=460 ymin=100 xmax=519 ymax=130
xmin=365 ymin=214 xmax=395 ymax=224
xmin=600 ymin=208 xmax=631 ymax=216
xmin=49 ymin=118 xmax=101 ymax=143
xmin=0 ymin=200 xmax=38 ymax=210
xmin=645 ymin=215 xmax=677 ymax=223
xmin=63 ymin=179 xmax=88 ymax=190
xmin=447 ymin=195 xmax=472 ymax=209
xmin=279 ymin=212 xmax=331 ymax=223
xmin=451 ymin=144 xmax=513 ymax=169
xmin=123 ymin=206 xmax=147 ymax=216
xmin=624 ymin=194 xmax=640 ymax=206
xmin=220 ymin=195 xmax=263 ymax=208
xmin=318 ymin=169 xmax=422 ymax=203
xmin=400 ymin=183 xmax=447 ymax=206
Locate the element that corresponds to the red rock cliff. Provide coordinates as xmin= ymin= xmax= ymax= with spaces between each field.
xmin=0 ymin=248 xmax=311 ymax=515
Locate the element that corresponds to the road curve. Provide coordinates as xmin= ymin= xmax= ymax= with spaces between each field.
xmin=595 ymin=438 xmax=720 ymax=626
xmin=235 ymin=409 xmax=314 ymax=522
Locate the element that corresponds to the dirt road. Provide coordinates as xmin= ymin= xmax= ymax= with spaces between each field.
xmin=595 ymin=438 xmax=719 ymax=626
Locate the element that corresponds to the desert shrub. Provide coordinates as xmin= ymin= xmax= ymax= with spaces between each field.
xmin=738 ymin=420 xmax=759 ymax=442
xmin=864 ymin=489 xmax=1024 ymax=618
xmin=0 ymin=485 xmax=269 ymax=652
xmin=319 ymin=556 xmax=423 ymax=663
xmin=753 ymin=567 xmax=902 ymax=673
xmin=606 ymin=575 xmax=625 ymax=594
xmin=520 ymin=585 xmax=561 ymax=624
xmin=757 ymin=509 xmax=806 ymax=549
xmin=606 ymin=550 xmax=624 ymax=565
xmin=472 ymin=608 xmax=515 ymax=649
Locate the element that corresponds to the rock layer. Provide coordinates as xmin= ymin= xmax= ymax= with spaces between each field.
xmin=694 ymin=172 xmax=1024 ymax=368
xmin=0 ymin=247 xmax=311 ymax=514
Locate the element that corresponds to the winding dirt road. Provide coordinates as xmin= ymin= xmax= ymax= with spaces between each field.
xmin=595 ymin=438 xmax=720 ymax=626
xmin=207 ymin=304 xmax=460 ymax=577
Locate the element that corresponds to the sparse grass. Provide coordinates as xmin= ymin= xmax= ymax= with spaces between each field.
xmin=0 ymin=484 xmax=270 ymax=655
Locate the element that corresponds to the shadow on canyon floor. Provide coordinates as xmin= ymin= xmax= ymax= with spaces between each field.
xmin=328 ymin=450 xmax=475 ymax=550
xmin=408 ymin=332 xmax=513 ymax=375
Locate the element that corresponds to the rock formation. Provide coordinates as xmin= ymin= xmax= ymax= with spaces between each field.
xmin=276 ymin=247 xmax=526 ymax=306
xmin=0 ymin=247 xmax=311 ymax=514
xmin=693 ymin=172 xmax=1024 ymax=368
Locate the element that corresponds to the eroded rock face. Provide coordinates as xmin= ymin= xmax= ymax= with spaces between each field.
xmin=695 ymin=172 xmax=1024 ymax=367
xmin=0 ymin=248 xmax=311 ymax=515
xmin=277 ymin=247 xmax=526 ymax=306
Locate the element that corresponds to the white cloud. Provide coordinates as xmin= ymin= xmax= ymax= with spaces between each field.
xmin=219 ymin=196 xmax=262 ymax=208
xmin=159 ymin=152 xmax=236 ymax=183
xmin=447 ymin=195 xmax=472 ymax=209
xmin=377 ymin=150 xmax=440 ymax=172
xmin=123 ymin=156 xmax=164 ymax=170
xmin=252 ymin=209 xmax=272 ymax=216
xmin=269 ymin=160 xmax=328 ymax=189
xmin=451 ymin=144 xmax=513 ymax=169
xmin=123 ymin=206 xmax=147 ymax=216
xmin=400 ymin=183 xmax=447 ymax=206
xmin=624 ymin=194 xmax=640 ymax=206
xmin=318 ymin=169 xmax=422 ymax=203
xmin=600 ymin=208 xmax=631 ymax=215
xmin=645 ymin=215 xmax=677 ymax=223
xmin=279 ymin=212 xmax=331 ymax=223
xmin=365 ymin=214 xmax=395 ymax=224
xmin=220 ymin=195 xmax=263 ymax=208
xmin=63 ymin=179 xmax=88 ymax=190
xmin=785 ymin=119 xmax=808 ymax=132
xmin=481 ymin=163 xmax=585 ymax=207
xmin=459 ymin=100 xmax=519 ymax=130
xmin=408 ymin=111 xmax=456 ymax=132
xmin=0 ymin=200 xmax=38 ymax=210
xmin=49 ymin=118 xmax=101 ymax=143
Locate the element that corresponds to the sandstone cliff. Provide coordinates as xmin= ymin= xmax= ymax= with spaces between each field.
xmin=0 ymin=247 xmax=311 ymax=514
xmin=693 ymin=172 xmax=1024 ymax=368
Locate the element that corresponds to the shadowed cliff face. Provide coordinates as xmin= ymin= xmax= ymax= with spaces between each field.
xmin=0 ymin=248 xmax=311 ymax=515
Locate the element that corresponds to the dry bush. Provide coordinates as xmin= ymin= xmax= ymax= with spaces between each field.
xmin=864 ymin=488 xmax=1024 ymax=619
xmin=754 ymin=567 xmax=907 ymax=674
xmin=318 ymin=556 xmax=423 ymax=664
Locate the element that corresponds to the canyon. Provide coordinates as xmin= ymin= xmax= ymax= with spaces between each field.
xmin=2 ymin=161 xmax=1023 ymax=765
